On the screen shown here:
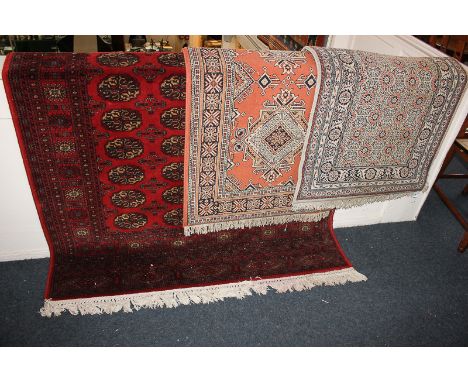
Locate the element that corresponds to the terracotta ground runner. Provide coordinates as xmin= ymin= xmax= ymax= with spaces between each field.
xmin=183 ymin=48 xmax=329 ymax=235
xmin=3 ymin=51 xmax=365 ymax=316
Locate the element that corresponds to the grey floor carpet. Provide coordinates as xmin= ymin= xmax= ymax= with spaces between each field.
xmin=0 ymin=157 xmax=467 ymax=346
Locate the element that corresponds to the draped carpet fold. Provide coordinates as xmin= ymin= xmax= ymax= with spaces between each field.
xmin=294 ymin=47 xmax=468 ymax=210
xmin=3 ymin=51 xmax=366 ymax=316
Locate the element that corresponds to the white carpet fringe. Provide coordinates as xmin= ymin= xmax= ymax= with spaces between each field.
xmin=40 ymin=267 xmax=367 ymax=317
xmin=292 ymin=189 xmax=426 ymax=211
xmin=184 ymin=211 xmax=330 ymax=236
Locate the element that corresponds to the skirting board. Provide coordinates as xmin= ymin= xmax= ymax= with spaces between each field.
xmin=0 ymin=248 xmax=49 ymax=262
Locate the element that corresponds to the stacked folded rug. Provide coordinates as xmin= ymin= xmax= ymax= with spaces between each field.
xmin=3 ymin=46 xmax=466 ymax=316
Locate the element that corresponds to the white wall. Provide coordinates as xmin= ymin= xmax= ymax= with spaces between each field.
xmin=0 ymin=36 xmax=467 ymax=261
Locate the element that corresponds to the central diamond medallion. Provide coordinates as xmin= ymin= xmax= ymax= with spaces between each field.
xmin=264 ymin=125 xmax=292 ymax=153
xmin=246 ymin=111 xmax=305 ymax=166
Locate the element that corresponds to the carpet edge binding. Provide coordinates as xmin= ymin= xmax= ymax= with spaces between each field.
xmin=40 ymin=267 xmax=367 ymax=317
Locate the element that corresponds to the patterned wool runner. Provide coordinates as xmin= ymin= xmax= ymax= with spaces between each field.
xmin=294 ymin=47 xmax=468 ymax=210
xmin=3 ymin=51 xmax=366 ymax=316
xmin=183 ymin=48 xmax=329 ymax=235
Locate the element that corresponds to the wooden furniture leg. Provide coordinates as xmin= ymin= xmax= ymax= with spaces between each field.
xmin=459 ymin=232 xmax=468 ymax=253
xmin=433 ymin=183 xmax=468 ymax=253
xmin=427 ymin=35 xmax=468 ymax=253
xmin=437 ymin=145 xmax=456 ymax=178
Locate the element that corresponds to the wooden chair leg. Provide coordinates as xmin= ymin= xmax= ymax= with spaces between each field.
xmin=433 ymin=184 xmax=467 ymax=228
xmin=433 ymin=184 xmax=468 ymax=254
xmin=437 ymin=144 xmax=456 ymax=178
xmin=458 ymin=232 xmax=468 ymax=253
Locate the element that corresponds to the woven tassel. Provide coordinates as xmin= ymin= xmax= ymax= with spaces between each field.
xmin=184 ymin=211 xmax=330 ymax=236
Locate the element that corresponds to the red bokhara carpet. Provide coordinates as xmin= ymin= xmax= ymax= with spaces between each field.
xmin=3 ymin=52 xmax=366 ymax=316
